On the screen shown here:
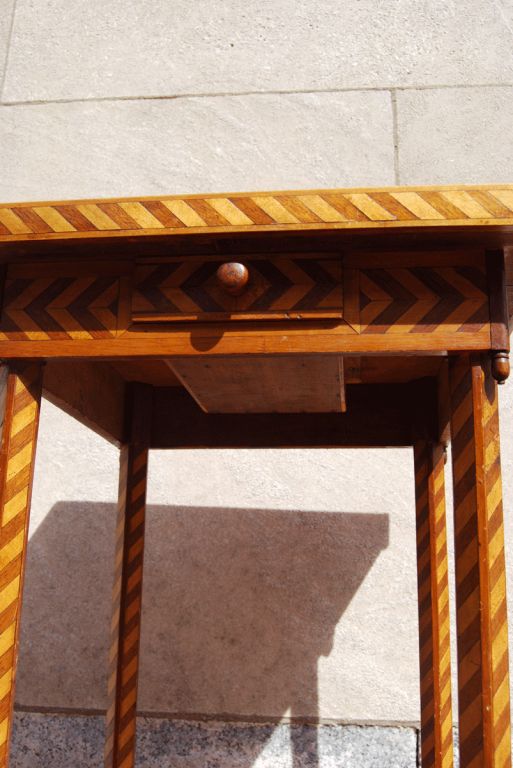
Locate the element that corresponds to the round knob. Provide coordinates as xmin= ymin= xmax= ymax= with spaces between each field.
xmin=216 ymin=262 xmax=249 ymax=296
xmin=492 ymin=352 xmax=510 ymax=384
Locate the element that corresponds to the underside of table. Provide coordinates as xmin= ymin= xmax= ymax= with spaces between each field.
xmin=0 ymin=184 xmax=512 ymax=768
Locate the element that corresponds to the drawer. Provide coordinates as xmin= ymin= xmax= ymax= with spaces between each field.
xmin=131 ymin=255 xmax=344 ymax=322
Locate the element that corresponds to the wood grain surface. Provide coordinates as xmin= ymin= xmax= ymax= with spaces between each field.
xmin=149 ymin=383 xmax=428 ymax=448
xmin=43 ymin=361 xmax=125 ymax=446
xmin=169 ymin=355 xmax=346 ymax=413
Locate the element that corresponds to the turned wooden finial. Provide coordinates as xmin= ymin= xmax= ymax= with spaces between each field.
xmin=216 ymin=262 xmax=249 ymax=296
xmin=492 ymin=352 xmax=510 ymax=384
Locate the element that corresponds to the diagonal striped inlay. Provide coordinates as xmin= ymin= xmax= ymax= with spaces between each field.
xmin=449 ymin=355 xmax=511 ymax=768
xmin=0 ymin=363 xmax=42 ymax=768
xmin=414 ymin=440 xmax=454 ymax=768
xmin=105 ymin=386 xmax=151 ymax=768
xmin=0 ymin=187 xmax=512 ymax=241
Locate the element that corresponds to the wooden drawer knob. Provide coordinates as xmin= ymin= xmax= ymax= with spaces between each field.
xmin=216 ymin=262 xmax=249 ymax=296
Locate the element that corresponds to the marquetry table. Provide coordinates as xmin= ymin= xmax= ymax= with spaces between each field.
xmin=0 ymin=184 xmax=512 ymax=768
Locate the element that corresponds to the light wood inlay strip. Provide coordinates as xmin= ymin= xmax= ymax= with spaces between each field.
xmin=0 ymin=186 xmax=511 ymax=241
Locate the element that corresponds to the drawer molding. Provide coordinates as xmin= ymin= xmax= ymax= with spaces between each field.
xmin=131 ymin=256 xmax=344 ymax=322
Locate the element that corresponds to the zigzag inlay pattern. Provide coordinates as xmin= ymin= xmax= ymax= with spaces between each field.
xmin=105 ymin=443 xmax=148 ymax=768
xmin=360 ymin=266 xmax=488 ymax=334
xmin=414 ymin=440 xmax=454 ymax=768
xmin=0 ymin=276 xmax=119 ymax=341
xmin=0 ymin=364 xmax=42 ymax=767
xmin=0 ymin=187 xmax=511 ymax=240
xmin=450 ymin=357 xmax=511 ymax=768
xmin=132 ymin=258 xmax=343 ymax=320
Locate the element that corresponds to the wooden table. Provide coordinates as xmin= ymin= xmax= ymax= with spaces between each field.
xmin=0 ymin=184 xmax=512 ymax=767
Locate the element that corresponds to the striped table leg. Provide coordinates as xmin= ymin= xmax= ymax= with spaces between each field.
xmin=414 ymin=439 xmax=454 ymax=768
xmin=0 ymin=363 xmax=43 ymax=768
xmin=449 ymin=355 xmax=511 ymax=768
xmin=105 ymin=385 xmax=151 ymax=768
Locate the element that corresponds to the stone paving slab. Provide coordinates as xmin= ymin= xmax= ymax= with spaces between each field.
xmin=0 ymin=0 xmax=15 ymax=86
xmin=2 ymin=0 xmax=513 ymax=102
xmin=17 ymin=397 xmax=420 ymax=723
xmin=397 ymin=86 xmax=513 ymax=185
xmin=11 ymin=713 xmax=418 ymax=768
xmin=0 ymin=90 xmax=394 ymax=202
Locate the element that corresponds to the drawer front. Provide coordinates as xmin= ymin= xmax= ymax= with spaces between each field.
xmin=131 ymin=256 xmax=343 ymax=322
xmin=0 ymin=268 xmax=121 ymax=341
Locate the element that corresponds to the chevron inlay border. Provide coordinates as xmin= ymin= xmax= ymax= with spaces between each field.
xmin=0 ymin=187 xmax=512 ymax=241
xmin=0 ymin=275 xmax=120 ymax=341
xmin=132 ymin=257 xmax=343 ymax=321
xmin=359 ymin=265 xmax=489 ymax=335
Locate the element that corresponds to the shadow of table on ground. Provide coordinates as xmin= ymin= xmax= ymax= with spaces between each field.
xmin=17 ymin=503 xmax=390 ymax=767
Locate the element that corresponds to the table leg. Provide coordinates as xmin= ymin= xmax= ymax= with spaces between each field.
xmin=0 ymin=363 xmax=43 ymax=768
xmin=449 ymin=355 xmax=511 ymax=768
xmin=105 ymin=385 xmax=151 ymax=768
xmin=414 ymin=439 xmax=454 ymax=768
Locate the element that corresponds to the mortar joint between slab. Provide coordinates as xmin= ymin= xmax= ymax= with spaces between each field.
xmin=14 ymin=705 xmax=421 ymax=730
xmin=0 ymin=81 xmax=512 ymax=108
xmin=390 ymin=89 xmax=400 ymax=185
